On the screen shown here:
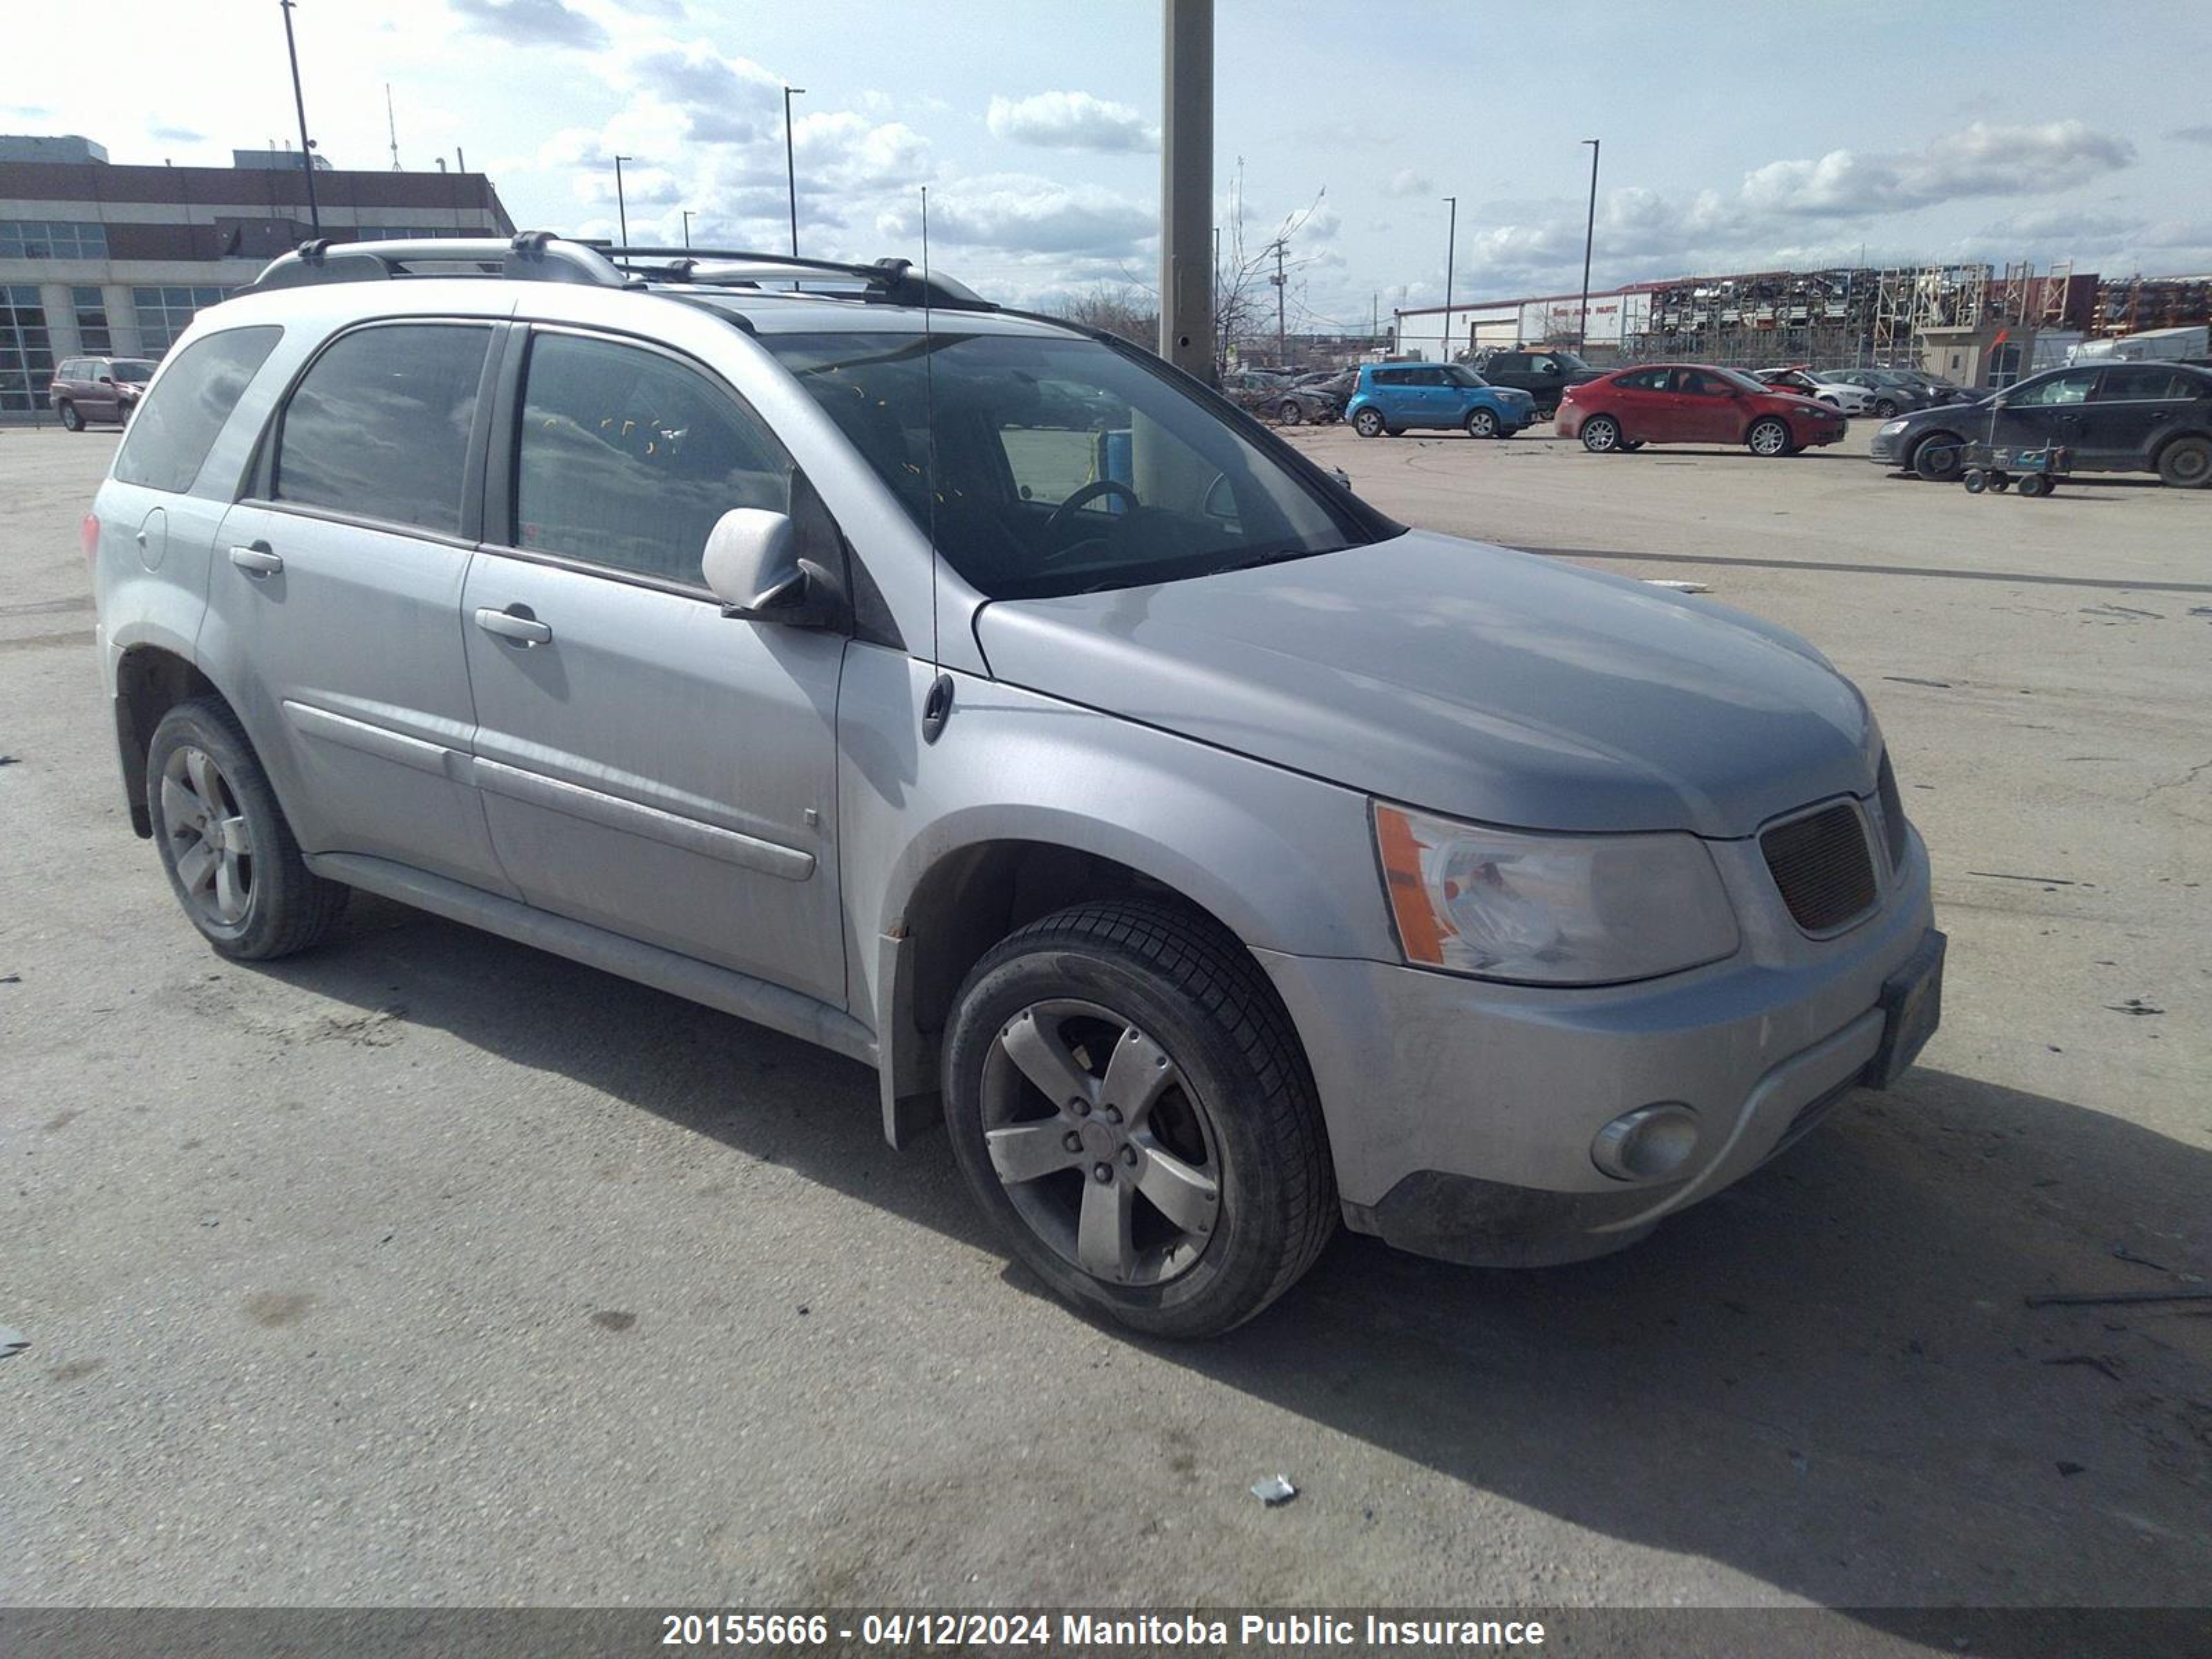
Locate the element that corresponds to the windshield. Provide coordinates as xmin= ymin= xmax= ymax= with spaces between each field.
xmin=760 ymin=330 xmax=1378 ymax=599
xmin=1440 ymin=365 xmax=1488 ymax=388
xmin=1550 ymin=352 xmax=1593 ymax=372
xmin=112 ymin=362 xmax=155 ymax=384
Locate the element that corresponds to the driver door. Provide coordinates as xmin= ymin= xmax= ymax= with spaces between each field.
xmin=462 ymin=325 xmax=848 ymax=1005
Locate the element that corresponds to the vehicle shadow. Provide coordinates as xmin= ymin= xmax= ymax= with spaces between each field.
xmin=259 ymin=897 xmax=2212 ymax=1639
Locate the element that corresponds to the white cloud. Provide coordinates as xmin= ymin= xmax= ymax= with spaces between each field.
xmin=1738 ymin=121 xmax=2134 ymax=218
xmin=1384 ymin=169 xmax=1433 ymax=198
xmin=986 ymin=91 xmax=1156 ymax=153
xmin=447 ymin=0 xmax=607 ymax=50
xmin=877 ymin=174 xmax=1153 ymax=259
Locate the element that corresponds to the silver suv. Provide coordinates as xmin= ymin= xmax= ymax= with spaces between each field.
xmin=89 ymin=235 xmax=1943 ymax=1337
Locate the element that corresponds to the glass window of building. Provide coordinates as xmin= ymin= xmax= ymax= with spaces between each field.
xmin=0 ymin=285 xmax=55 ymax=413
xmin=72 ymin=287 xmax=112 ymax=354
xmin=0 ymin=220 xmax=109 ymax=260
xmin=133 ymin=287 xmax=240 ymax=355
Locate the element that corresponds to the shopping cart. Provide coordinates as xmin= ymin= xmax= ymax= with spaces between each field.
xmin=1960 ymin=442 xmax=2070 ymax=498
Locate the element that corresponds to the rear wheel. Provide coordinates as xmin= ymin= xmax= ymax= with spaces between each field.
xmin=1352 ymin=407 xmax=1387 ymax=438
xmin=944 ymin=899 xmax=1335 ymax=1338
xmin=1277 ymin=399 xmax=1306 ymax=425
xmin=1873 ymin=397 xmax=1900 ymax=418
xmin=2157 ymin=435 xmax=2211 ymax=489
xmin=58 ymin=400 xmax=84 ymax=432
xmin=147 ymin=698 xmax=349 ymax=960
xmin=1465 ymin=406 xmax=1499 ymax=439
xmin=1747 ymin=417 xmax=1792 ymax=457
xmin=1911 ymin=434 xmax=1964 ymax=481
xmin=1580 ymin=414 xmax=1622 ymax=453
xmin=2016 ymin=473 xmax=2052 ymax=498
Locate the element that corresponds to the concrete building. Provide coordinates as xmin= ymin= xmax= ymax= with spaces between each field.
xmin=1 ymin=134 xmax=514 ymax=418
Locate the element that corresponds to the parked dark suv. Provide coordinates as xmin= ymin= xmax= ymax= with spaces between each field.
xmin=1870 ymin=362 xmax=2212 ymax=487
xmin=50 ymin=356 xmax=156 ymax=430
xmin=1473 ymin=349 xmax=1606 ymax=420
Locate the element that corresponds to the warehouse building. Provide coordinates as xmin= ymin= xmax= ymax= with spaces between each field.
xmin=1 ymin=133 xmax=514 ymax=418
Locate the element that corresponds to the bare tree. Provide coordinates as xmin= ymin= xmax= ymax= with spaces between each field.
xmin=1056 ymin=281 xmax=1158 ymax=348
xmin=1215 ymin=159 xmax=1329 ymax=374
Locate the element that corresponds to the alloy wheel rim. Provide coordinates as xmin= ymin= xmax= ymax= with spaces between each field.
xmin=1588 ymin=420 xmax=1616 ymax=450
xmin=980 ymin=997 xmax=1222 ymax=1287
xmin=1752 ymin=422 xmax=1786 ymax=454
xmin=160 ymin=745 xmax=254 ymax=927
xmin=1471 ymin=411 xmax=1495 ymax=436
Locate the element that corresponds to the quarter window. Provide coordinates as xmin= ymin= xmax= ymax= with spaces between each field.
xmin=112 ymin=326 xmax=283 ymax=494
xmin=512 ymin=332 xmax=789 ymax=588
xmin=274 ymin=324 xmax=489 ymax=534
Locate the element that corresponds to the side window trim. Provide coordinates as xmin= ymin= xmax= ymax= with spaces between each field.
xmin=241 ymin=316 xmax=501 ymax=540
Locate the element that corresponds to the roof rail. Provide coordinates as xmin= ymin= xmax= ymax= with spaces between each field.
xmin=248 ymin=232 xmax=993 ymax=312
xmin=597 ymin=245 xmax=994 ymax=311
xmin=250 ymin=232 xmax=630 ymax=292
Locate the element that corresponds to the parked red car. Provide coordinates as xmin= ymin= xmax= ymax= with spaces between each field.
xmin=1556 ymin=364 xmax=1846 ymax=457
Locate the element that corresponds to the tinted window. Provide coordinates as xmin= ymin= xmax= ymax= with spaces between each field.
xmin=1407 ymin=368 xmax=1446 ymax=387
xmin=1490 ymin=355 xmax=1526 ymax=371
xmin=2097 ymin=366 xmax=2201 ymax=401
xmin=274 ymin=324 xmax=489 ymax=533
xmin=2009 ymin=370 xmax=2094 ymax=408
xmin=1614 ymin=368 xmax=1669 ymax=391
xmin=513 ymin=332 xmax=789 ymax=588
xmin=1371 ymin=368 xmax=1413 ymax=386
xmin=112 ymin=325 xmax=282 ymax=494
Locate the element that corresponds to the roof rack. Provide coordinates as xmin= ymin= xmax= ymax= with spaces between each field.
xmin=596 ymin=244 xmax=993 ymax=311
xmin=250 ymin=231 xmax=993 ymax=312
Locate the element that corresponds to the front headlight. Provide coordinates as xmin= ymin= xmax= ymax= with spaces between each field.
xmin=1880 ymin=419 xmax=1909 ymax=435
xmin=1373 ymin=802 xmax=1740 ymax=984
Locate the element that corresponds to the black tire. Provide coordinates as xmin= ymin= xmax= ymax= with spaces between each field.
xmin=1277 ymin=399 xmax=1306 ymax=426
xmin=1580 ymin=414 xmax=1622 ymax=453
xmin=2016 ymin=473 xmax=2051 ymax=498
xmin=1747 ymin=416 xmax=1792 ymax=457
xmin=2156 ymin=435 xmax=2212 ymax=489
xmin=1911 ymin=433 xmax=1964 ymax=481
xmin=1874 ymin=397 xmax=1900 ymax=418
xmin=1465 ymin=406 xmax=1499 ymax=439
xmin=1619 ymin=439 xmax=1645 ymax=452
xmin=147 ymin=697 xmax=349 ymax=961
xmin=1962 ymin=470 xmax=1988 ymax=494
xmin=943 ymin=898 xmax=1335 ymax=1339
xmin=1351 ymin=407 xmax=1387 ymax=438
xmin=1537 ymin=406 xmax=1559 ymax=422
xmin=58 ymin=400 xmax=84 ymax=432
xmin=1989 ymin=473 xmax=2012 ymax=493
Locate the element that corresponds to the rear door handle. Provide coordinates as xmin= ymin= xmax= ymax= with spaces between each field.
xmin=229 ymin=543 xmax=283 ymax=575
xmin=474 ymin=606 xmax=552 ymax=646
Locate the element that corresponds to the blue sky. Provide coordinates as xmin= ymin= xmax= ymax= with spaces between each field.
xmin=15 ymin=0 xmax=2212 ymax=321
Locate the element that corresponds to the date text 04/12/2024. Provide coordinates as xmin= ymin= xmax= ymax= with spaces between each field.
xmin=659 ymin=1613 xmax=1548 ymax=1648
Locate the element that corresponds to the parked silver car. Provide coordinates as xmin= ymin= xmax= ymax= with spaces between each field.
xmin=89 ymin=236 xmax=1943 ymax=1337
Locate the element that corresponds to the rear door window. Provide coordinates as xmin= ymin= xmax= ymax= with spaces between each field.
xmin=1613 ymin=368 xmax=1669 ymax=391
xmin=273 ymin=323 xmax=490 ymax=534
xmin=112 ymin=325 xmax=283 ymax=494
xmin=2094 ymin=366 xmax=2198 ymax=402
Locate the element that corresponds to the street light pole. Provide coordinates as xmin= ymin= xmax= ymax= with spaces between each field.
xmin=1441 ymin=196 xmax=1456 ymax=362
xmin=1577 ymin=138 xmax=1601 ymax=353
xmin=278 ymin=0 xmax=320 ymax=232
xmin=612 ymin=154 xmax=632 ymax=246
xmin=682 ymin=209 xmax=694 ymax=249
xmin=783 ymin=86 xmax=806 ymax=259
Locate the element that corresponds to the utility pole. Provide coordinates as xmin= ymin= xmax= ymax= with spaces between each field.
xmin=1271 ymin=238 xmax=1287 ymax=365
xmin=385 ymin=84 xmax=401 ymax=171
xmin=783 ymin=86 xmax=806 ymax=259
xmin=682 ymin=209 xmax=695 ymax=250
xmin=1577 ymin=138 xmax=1601 ymax=353
xmin=278 ymin=0 xmax=320 ymax=231
xmin=612 ymin=154 xmax=632 ymax=245
xmin=1158 ymin=0 xmax=1215 ymax=382
xmin=1441 ymin=196 xmax=1456 ymax=362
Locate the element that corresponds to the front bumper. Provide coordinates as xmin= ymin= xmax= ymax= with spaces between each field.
xmin=1255 ymin=826 xmax=1938 ymax=1267
xmin=1868 ymin=427 xmax=1911 ymax=464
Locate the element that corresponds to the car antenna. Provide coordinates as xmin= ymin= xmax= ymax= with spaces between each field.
xmin=919 ymin=184 xmax=954 ymax=742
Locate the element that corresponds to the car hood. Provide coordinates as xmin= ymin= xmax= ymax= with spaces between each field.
xmin=973 ymin=530 xmax=1878 ymax=838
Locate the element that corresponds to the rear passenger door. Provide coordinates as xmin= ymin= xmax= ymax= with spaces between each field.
xmin=461 ymin=326 xmax=847 ymax=1005
xmin=209 ymin=319 xmax=514 ymax=893
xmin=2084 ymin=366 xmax=2200 ymax=469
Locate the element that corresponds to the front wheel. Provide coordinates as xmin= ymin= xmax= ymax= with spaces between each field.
xmin=1580 ymin=414 xmax=1622 ymax=453
xmin=1911 ymin=435 xmax=1964 ymax=481
xmin=1747 ymin=417 xmax=1792 ymax=456
xmin=57 ymin=400 xmax=84 ymax=432
xmin=2157 ymin=435 xmax=2212 ymax=489
xmin=1465 ymin=407 xmax=1499 ymax=439
xmin=1874 ymin=397 xmax=1900 ymax=418
xmin=1277 ymin=399 xmax=1306 ymax=426
xmin=943 ymin=899 xmax=1335 ymax=1338
xmin=1351 ymin=408 xmax=1387 ymax=438
xmin=147 ymin=698 xmax=349 ymax=960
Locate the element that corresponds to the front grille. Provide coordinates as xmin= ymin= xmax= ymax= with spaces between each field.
xmin=1875 ymin=752 xmax=1909 ymax=870
xmin=1761 ymin=803 xmax=1877 ymax=934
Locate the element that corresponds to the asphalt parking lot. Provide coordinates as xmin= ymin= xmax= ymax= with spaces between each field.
xmin=3 ymin=421 xmax=2207 ymax=1621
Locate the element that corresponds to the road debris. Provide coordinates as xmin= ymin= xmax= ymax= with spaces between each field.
xmin=2043 ymin=1355 xmax=2123 ymax=1382
xmin=1249 ymin=1474 xmax=1298 ymax=1507
xmin=1967 ymin=871 xmax=2079 ymax=885
xmin=1882 ymin=676 xmax=1953 ymax=689
xmin=2110 ymin=1245 xmax=2171 ymax=1273
xmin=2105 ymin=999 xmax=2164 ymax=1016
xmin=0 ymin=1325 xmax=26 ymax=1359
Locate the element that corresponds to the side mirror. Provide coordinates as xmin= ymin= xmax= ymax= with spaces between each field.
xmin=702 ymin=509 xmax=840 ymax=628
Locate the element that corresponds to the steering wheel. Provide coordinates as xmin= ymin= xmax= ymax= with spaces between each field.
xmin=1044 ymin=478 xmax=1141 ymax=536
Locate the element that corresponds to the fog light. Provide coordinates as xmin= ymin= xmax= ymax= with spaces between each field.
xmin=1591 ymin=1103 xmax=1700 ymax=1182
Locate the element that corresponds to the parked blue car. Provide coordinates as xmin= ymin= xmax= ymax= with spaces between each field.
xmin=1344 ymin=363 xmax=1539 ymax=439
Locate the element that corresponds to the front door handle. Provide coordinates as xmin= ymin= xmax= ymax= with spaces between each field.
xmin=474 ymin=606 xmax=552 ymax=646
xmin=229 ymin=543 xmax=283 ymax=575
